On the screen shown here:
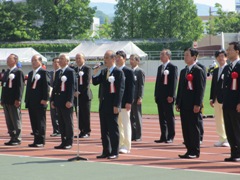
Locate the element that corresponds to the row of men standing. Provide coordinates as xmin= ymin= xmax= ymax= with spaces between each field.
xmin=1 ymin=51 xmax=145 ymax=156
xmin=154 ymin=43 xmax=240 ymax=161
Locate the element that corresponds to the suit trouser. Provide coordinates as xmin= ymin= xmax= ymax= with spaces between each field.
xmin=223 ymin=109 xmax=240 ymax=158
xmin=130 ymin=101 xmax=142 ymax=140
xmin=180 ymin=109 xmax=200 ymax=156
xmin=157 ymin=101 xmax=175 ymax=141
xmin=28 ymin=105 xmax=46 ymax=144
xmin=56 ymin=107 xmax=74 ymax=146
xmin=99 ymin=110 xmax=119 ymax=155
xmin=3 ymin=104 xmax=22 ymax=142
xmin=50 ymin=106 xmax=60 ymax=134
xmin=78 ymin=97 xmax=91 ymax=134
xmin=213 ymin=99 xmax=227 ymax=142
xmin=118 ymin=109 xmax=132 ymax=151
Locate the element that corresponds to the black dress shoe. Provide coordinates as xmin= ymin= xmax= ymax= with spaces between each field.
xmin=50 ymin=133 xmax=61 ymax=137
xmin=179 ymin=154 xmax=199 ymax=159
xmin=4 ymin=140 xmax=21 ymax=146
xmin=108 ymin=155 xmax=118 ymax=159
xmin=96 ymin=154 xmax=109 ymax=159
xmin=63 ymin=145 xmax=72 ymax=149
xmin=224 ymin=157 xmax=240 ymax=162
xmin=74 ymin=133 xmax=90 ymax=138
xmin=81 ymin=134 xmax=90 ymax=138
xmin=154 ymin=139 xmax=165 ymax=143
xmin=28 ymin=143 xmax=44 ymax=147
xmin=165 ymin=139 xmax=173 ymax=143
xmin=54 ymin=144 xmax=65 ymax=149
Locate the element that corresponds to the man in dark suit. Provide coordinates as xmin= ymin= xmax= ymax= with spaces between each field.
xmin=154 ymin=49 xmax=178 ymax=143
xmin=74 ymin=53 xmax=93 ymax=138
xmin=92 ymin=50 xmax=125 ymax=159
xmin=130 ymin=54 xmax=145 ymax=141
xmin=1 ymin=54 xmax=24 ymax=146
xmin=49 ymin=57 xmax=61 ymax=137
xmin=222 ymin=42 xmax=240 ymax=162
xmin=176 ymin=48 xmax=205 ymax=159
xmin=116 ymin=50 xmax=135 ymax=154
xmin=25 ymin=55 xmax=50 ymax=147
xmin=51 ymin=54 xmax=76 ymax=149
xmin=209 ymin=50 xmax=229 ymax=147
xmin=195 ymin=59 xmax=207 ymax=143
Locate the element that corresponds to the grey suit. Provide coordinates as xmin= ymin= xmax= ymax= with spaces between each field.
xmin=1 ymin=67 xmax=24 ymax=143
xmin=130 ymin=67 xmax=145 ymax=140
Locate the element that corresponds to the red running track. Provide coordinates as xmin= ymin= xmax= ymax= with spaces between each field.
xmin=0 ymin=110 xmax=239 ymax=175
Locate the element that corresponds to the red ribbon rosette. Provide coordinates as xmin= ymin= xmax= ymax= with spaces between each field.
xmin=186 ymin=74 xmax=193 ymax=90
xmin=231 ymin=72 xmax=238 ymax=90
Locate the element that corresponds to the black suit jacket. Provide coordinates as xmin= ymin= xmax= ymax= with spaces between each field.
xmin=1 ymin=67 xmax=24 ymax=104
xmin=74 ymin=65 xmax=93 ymax=101
xmin=121 ymin=66 xmax=135 ymax=108
xmin=51 ymin=67 xmax=76 ymax=108
xmin=209 ymin=67 xmax=226 ymax=104
xmin=222 ymin=61 xmax=240 ymax=109
xmin=25 ymin=68 xmax=50 ymax=108
xmin=176 ymin=64 xmax=205 ymax=110
xmin=155 ymin=62 xmax=178 ymax=101
xmin=92 ymin=67 xmax=125 ymax=112
xmin=133 ymin=67 xmax=145 ymax=101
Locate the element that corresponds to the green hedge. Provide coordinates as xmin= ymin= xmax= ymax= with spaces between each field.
xmin=0 ymin=43 xmax=78 ymax=52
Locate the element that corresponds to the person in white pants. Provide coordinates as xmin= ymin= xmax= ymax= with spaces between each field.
xmin=209 ymin=49 xmax=229 ymax=147
xmin=116 ymin=50 xmax=135 ymax=154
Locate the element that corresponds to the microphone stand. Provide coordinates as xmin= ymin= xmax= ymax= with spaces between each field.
xmin=68 ymin=70 xmax=88 ymax=161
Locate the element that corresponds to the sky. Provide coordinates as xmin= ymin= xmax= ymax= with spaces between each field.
xmin=90 ymin=0 xmax=236 ymax=11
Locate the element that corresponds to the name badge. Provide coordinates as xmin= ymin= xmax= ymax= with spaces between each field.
xmin=3 ymin=82 xmax=6 ymax=87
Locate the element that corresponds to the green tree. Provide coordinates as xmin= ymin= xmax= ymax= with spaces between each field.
xmin=0 ymin=1 xmax=40 ymax=41
xmin=206 ymin=3 xmax=240 ymax=35
xmin=112 ymin=0 xmax=203 ymax=41
xmin=27 ymin=0 xmax=95 ymax=39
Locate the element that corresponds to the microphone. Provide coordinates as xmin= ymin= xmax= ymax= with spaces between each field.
xmin=92 ymin=62 xmax=104 ymax=69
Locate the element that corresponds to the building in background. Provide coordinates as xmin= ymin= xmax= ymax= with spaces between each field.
xmin=236 ymin=0 xmax=240 ymax=12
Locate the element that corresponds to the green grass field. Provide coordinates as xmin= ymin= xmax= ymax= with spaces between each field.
xmin=1 ymin=80 xmax=214 ymax=115
xmin=90 ymin=80 xmax=213 ymax=115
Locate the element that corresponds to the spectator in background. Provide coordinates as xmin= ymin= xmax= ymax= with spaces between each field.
xmin=129 ymin=54 xmax=145 ymax=141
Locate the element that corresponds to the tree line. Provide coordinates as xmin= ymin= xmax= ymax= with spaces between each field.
xmin=0 ymin=0 xmax=239 ymax=42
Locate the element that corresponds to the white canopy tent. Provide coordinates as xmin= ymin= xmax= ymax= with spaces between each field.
xmin=69 ymin=41 xmax=148 ymax=60
xmin=0 ymin=48 xmax=47 ymax=65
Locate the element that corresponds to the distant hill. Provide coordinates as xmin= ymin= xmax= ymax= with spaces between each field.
xmin=90 ymin=2 xmax=115 ymax=17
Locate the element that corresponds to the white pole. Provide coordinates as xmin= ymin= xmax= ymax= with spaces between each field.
xmin=221 ymin=32 xmax=225 ymax=49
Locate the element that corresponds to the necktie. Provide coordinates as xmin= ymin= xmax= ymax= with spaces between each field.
xmin=228 ymin=63 xmax=233 ymax=76
xmin=53 ymin=71 xmax=56 ymax=81
xmin=218 ymin=67 xmax=222 ymax=80
xmin=185 ymin=66 xmax=189 ymax=77
xmin=32 ymin=70 xmax=36 ymax=82
xmin=106 ymin=69 xmax=110 ymax=80
xmin=59 ymin=70 xmax=63 ymax=79
xmin=161 ymin=65 xmax=165 ymax=74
